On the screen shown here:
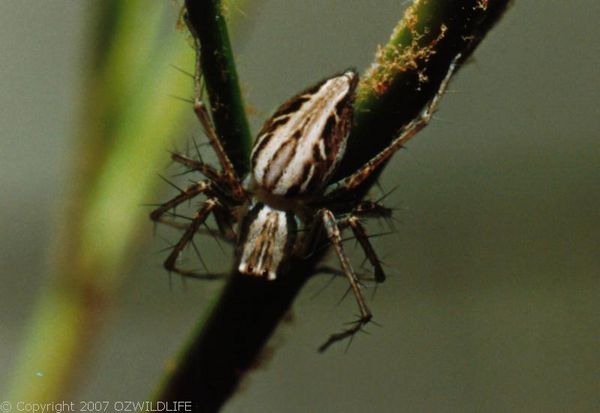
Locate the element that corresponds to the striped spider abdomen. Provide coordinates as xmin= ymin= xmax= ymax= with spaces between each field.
xmin=250 ymin=70 xmax=358 ymax=197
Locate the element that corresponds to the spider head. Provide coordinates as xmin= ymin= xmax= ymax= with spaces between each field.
xmin=237 ymin=203 xmax=297 ymax=280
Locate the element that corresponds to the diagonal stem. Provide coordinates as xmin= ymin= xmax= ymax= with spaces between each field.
xmin=335 ymin=0 xmax=513 ymax=184
xmin=156 ymin=0 xmax=512 ymax=410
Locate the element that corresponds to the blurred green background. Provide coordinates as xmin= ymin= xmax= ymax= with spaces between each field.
xmin=1 ymin=1 xmax=598 ymax=412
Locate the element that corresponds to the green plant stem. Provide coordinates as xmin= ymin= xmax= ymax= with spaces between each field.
xmin=7 ymin=1 xmax=194 ymax=402
xmin=336 ymin=0 xmax=513 ymax=181
xmin=185 ymin=0 xmax=252 ymax=176
xmin=156 ymin=0 xmax=511 ymax=410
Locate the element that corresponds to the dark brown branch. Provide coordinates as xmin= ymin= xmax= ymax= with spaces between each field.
xmin=158 ymin=260 xmax=316 ymax=411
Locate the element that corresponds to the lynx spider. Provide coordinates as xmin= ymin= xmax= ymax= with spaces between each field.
xmin=151 ymin=40 xmax=460 ymax=349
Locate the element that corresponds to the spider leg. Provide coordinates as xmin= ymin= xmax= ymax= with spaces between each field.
xmin=325 ymin=53 xmax=461 ymax=199
xmin=156 ymin=210 xmax=236 ymax=244
xmin=345 ymin=216 xmax=386 ymax=283
xmin=353 ymin=200 xmax=393 ymax=219
xmin=193 ymin=102 xmax=246 ymax=201
xmin=318 ymin=209 xmax=372 ymax=351
xmin=163 ymin=198 xmax=226 ymax=279
xmin=169 ymin=153 xmax=241 ymax=206
xmin=157 ymin=222 xmax=233 ymax=243
xmin=211 ymin=203 xmax=237 ymax=242
xmin=149 ymin=181 xmax=211 ymax=226
xmin=190 ymin=41 xmax=246 ymax=201
xmin=170 ymin=152 xmax=223 ymax=184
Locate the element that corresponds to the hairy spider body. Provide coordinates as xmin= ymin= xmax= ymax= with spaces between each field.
xmin=251 ymin=71 xmax=356 ymax=197
xmin=237 ymin=70 xmax=357 ymax=280
xmin=151 ymin=52 xmax=460 ymax=349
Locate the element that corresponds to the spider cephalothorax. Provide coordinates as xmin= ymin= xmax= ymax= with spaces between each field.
xmin=151 ymin=52 xmax=460 ymax=348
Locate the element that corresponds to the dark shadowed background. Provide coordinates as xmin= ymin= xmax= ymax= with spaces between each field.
xmin=1 ymin=1 xmax=598 ymax=412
